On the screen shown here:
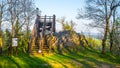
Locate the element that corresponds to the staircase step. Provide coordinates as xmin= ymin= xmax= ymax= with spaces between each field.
xmin=42 ymin=51 xmax=49 ymax=53
xmin=43 ymin=47 xmax=49 ymax=49
xmin=42 ymin=49 xmax=49 ymax=51
xmin=42 ymin=47 xmax=49 ymax=49
xmin=32 ymin=48 xmax=38 ymax=49
xmin=31 ymin=45 xmax=50 ymax=55
xmin=42 ymin=48 xmax=49 ymax=50
xmin=31 ymin=50 xmax=38 ymax=52
xmin=32 ymin=46 xmax=39 ymax=48
xmin=32 ymin=49 xmax=39 ymax=50
xmin=32 ymin=48 xmax=39 ymax=50
xmin=31 ymin=51 xmax=37 ymax=53
xmin=43 ymin=45 xmax=49 ymax=47
xmin=32 ymin=47 xmax=38 ymax=49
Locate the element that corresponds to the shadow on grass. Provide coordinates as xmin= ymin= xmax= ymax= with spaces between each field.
xmin=2 ymin=54 xmax=52 ymax=68
xmin=61 ymin=52 xmax=116 ymax=68
xmin=84 ymin=47 xmax=120 ymax=64
xmin=55 ymin=45 xmax=120 ymax=68
xmin=8 ymin=57 xmax=21 ymax=68
xmin=56 ymin=46 xmax=116 ymax=68
xmin=46 ymin=57 xmax=67 ymax=68
xmin=60 ymin=54 xmax=93 ymax=68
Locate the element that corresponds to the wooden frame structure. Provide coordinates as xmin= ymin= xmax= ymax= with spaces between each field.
xmin=29 ymin=15 xmax=56 ymax=54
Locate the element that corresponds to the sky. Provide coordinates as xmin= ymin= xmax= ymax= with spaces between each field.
xmin=34 ymin=0 xmax=99 ymax=33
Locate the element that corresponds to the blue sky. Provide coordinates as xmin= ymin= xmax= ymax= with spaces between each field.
xmin=34 ymin=0 xmax=98 ymax=33
xmin=34 ymin=0 xmax=85 ymax=17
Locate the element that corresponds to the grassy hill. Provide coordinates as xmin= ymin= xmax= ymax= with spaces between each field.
xmin=0 ymin=47 xmax=120 ymax=68
xmin=0 ymin=31 xmax=120 ymax=68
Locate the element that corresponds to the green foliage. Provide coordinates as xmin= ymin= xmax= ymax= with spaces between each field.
xmin=58 ymin=18 xmax=75 ymax=31
xmin=1 ymin=19 xmax=32 ymax=55
xmin=14 ymin=19 xmax=22 ymax=37
xmin=0 ymin=54 xmax=52 ymax=68
xmin=13 ymin=20 xmax=31 ymax=54
xmin=18 ymin=36 xmax=28 ymax=53
xmin=2 ymin=20 xmax=31 ymax=54
xmin=86 ymin=36 xmax=102 ymax=50
xmin=112 ymin=18 xmax=120 ymax=55
xmin=2 ymin=29 xmax=12 ymax=55
xmin=64 ymin=22 xmax=71 ymax=30
xmin=17 ymin=30 xmax=31 ymax=54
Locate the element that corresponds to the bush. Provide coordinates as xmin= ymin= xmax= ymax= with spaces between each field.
xmin=86 ymin=36 xmax=102 ymax=50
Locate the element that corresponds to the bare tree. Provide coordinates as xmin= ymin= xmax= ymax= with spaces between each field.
xmin=0 ymin=0 xmax=7 ymax=32
xmin=20 ymin=0 xmax=36 ymax=50
xmin=0 ymin=0 xmax=7 ymax=55
xmin=109 ymin=5 xmax=117 ymax=52
xmin=4 ymin=0 xmax=36 ymax=54
xmin=78 ymin=0 xmax=120 ymax=54
xmin=22 ymin=0 xmax=36 ymax=37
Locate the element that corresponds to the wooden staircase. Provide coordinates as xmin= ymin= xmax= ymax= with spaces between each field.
xmin=31 ymin=45 xmax=50 ymax=55
xmin=42 ymin=45 xmax=50 ymax=54
xmin=29 ymin=15 xmax=56 ymax=55
xmin=31 ymin=45 xmax=39 ymax=55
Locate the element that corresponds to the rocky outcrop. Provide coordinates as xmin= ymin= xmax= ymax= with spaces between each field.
xmin=46 ymin=30 xmax=88 ymax=53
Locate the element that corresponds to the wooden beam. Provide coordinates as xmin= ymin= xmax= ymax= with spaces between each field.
xmin=43 ymin=15 xmax=46 ymax=38
xmin=53 ymin=15 xmax=56 ymax=33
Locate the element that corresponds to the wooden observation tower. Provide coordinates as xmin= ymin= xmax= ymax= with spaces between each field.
xmin=29 ymin=13 xmax=56 ymax=55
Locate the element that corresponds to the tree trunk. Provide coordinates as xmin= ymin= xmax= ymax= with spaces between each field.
xmin=11 ymin=24 xmax=14 ymax=55
xmin=110 ymin=30 xmax=113 ymax=52
xmin=0 ymin=12 xmax=2 ymax=55
xmin=110 ymin=8 xmax=116 ymax=53
xmin=0 ymin=11 xmax=2 ymax=33
xmin=102 ymin=18 xmax=110 ymax=54
xmin=109 ymin=23 xmax=115 ymax=53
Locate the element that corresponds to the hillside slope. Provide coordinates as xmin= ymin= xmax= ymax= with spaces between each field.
xmin=0 ymin=48 xmax=120 ymax=68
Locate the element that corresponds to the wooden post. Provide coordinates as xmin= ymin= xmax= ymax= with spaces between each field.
xmin=43 ymin=15 xmax=46 ymax=38
xmin=53 ymin=15 xmax=56 ymax=33
xmin=44 ymin=15 xmax=47 ymax=46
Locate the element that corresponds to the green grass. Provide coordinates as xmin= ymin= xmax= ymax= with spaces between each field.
xmin=0 ymin=48 xmax=120 ymax=68
xmin=86 ymin=37 xmax=102 ymax=50
xmin=0 ymin=54 xmax=52 ymax=68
